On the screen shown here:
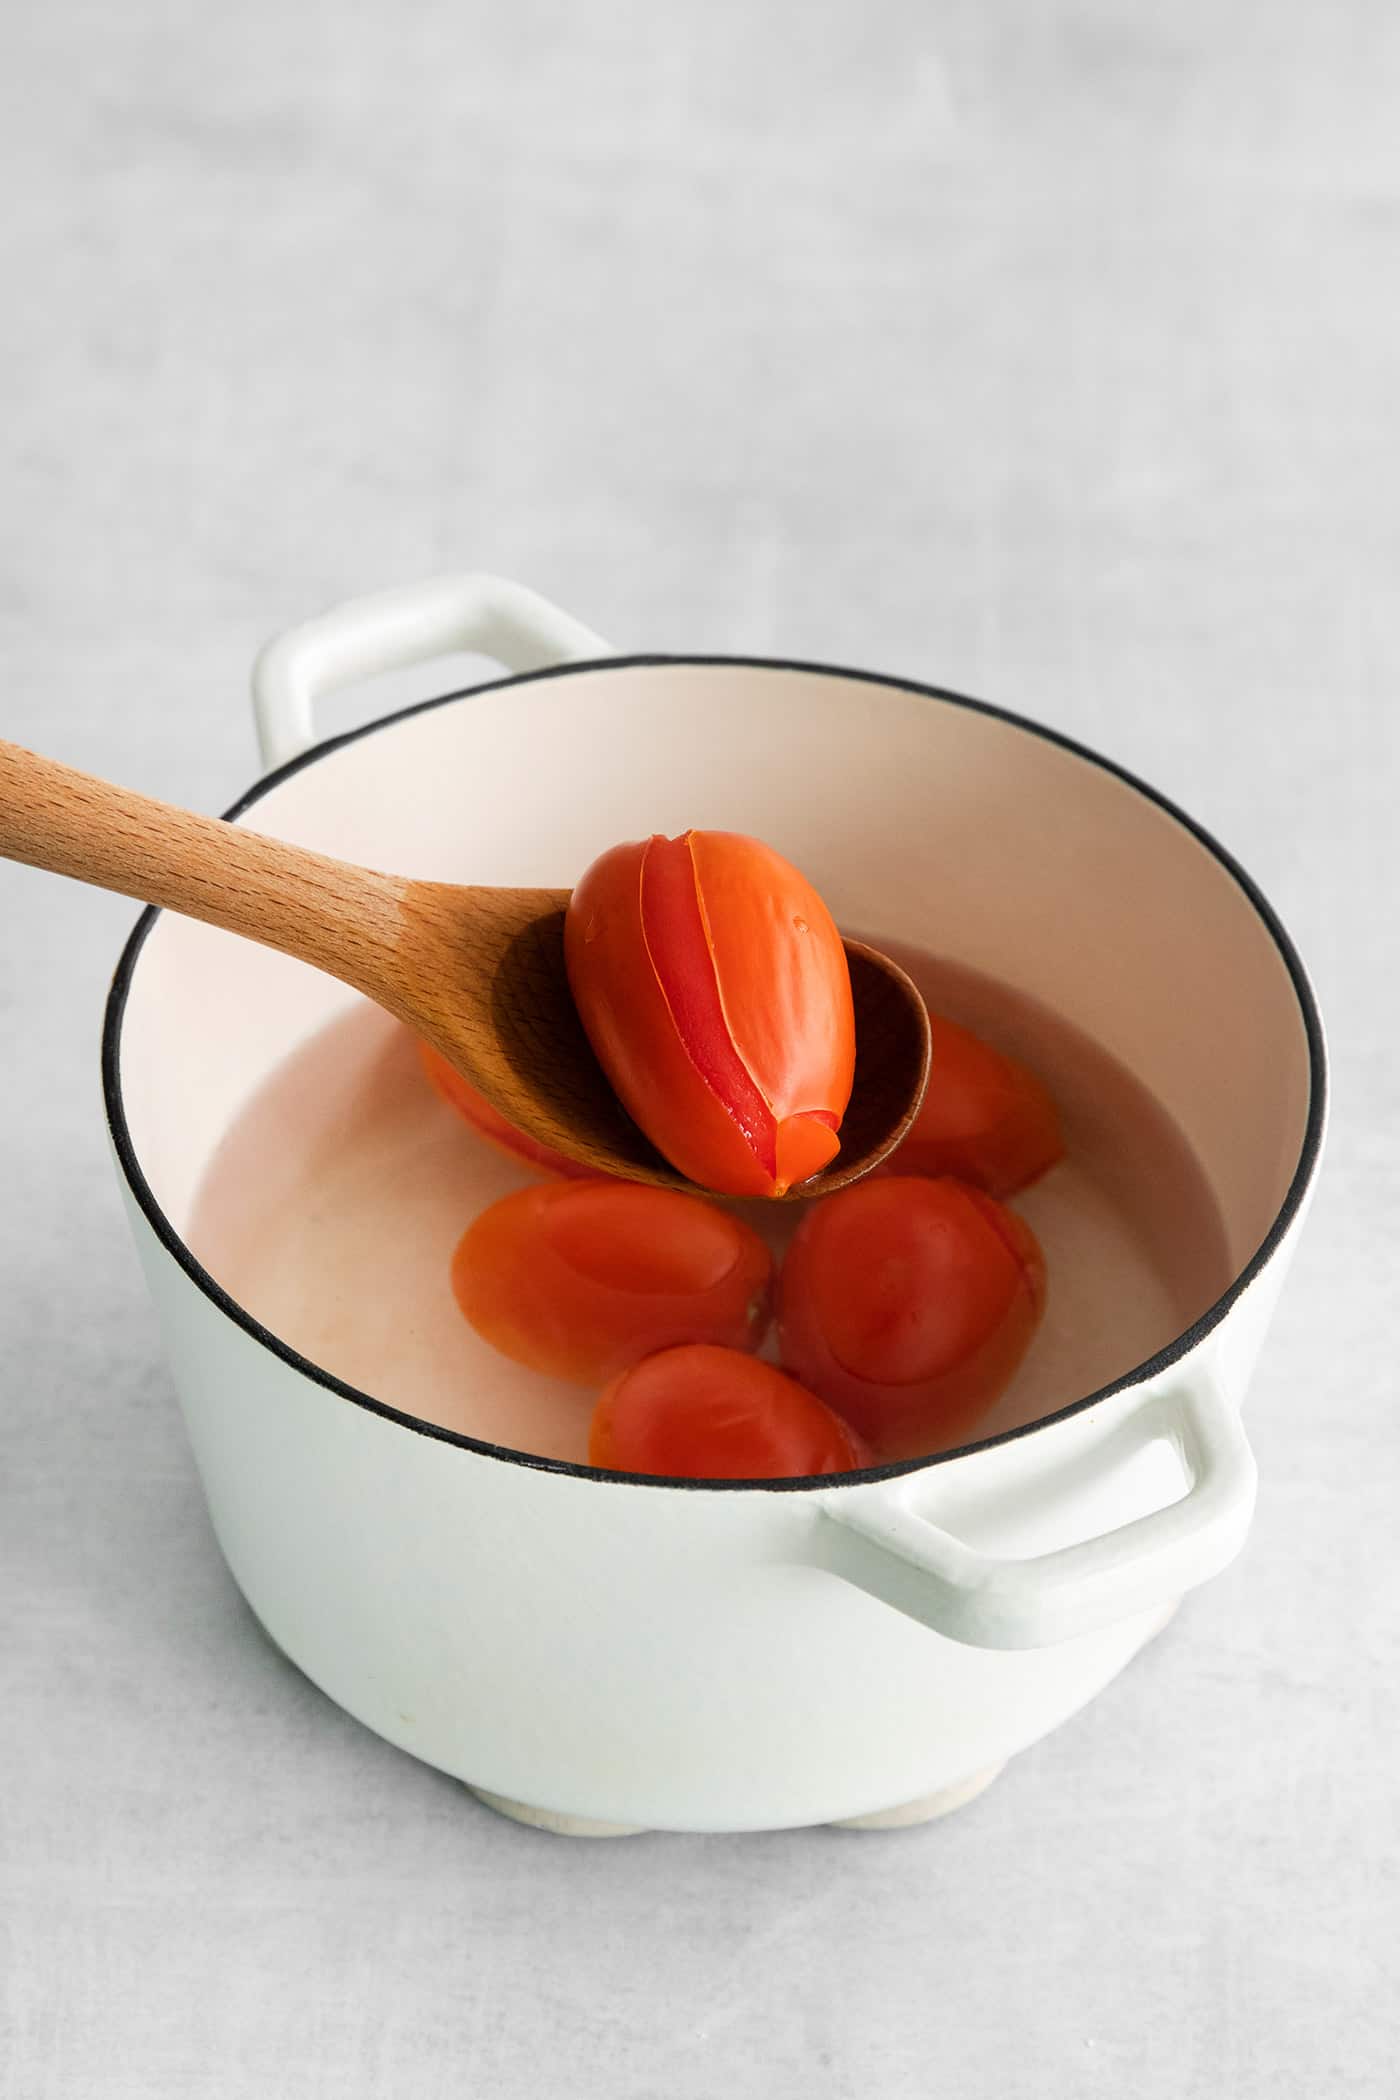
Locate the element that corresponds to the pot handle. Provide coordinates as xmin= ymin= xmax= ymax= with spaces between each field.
xmin=250 ymin=573 xmax=612 ymax=770
xmin=811 ymin=1376 xmax=1257 ymax=1650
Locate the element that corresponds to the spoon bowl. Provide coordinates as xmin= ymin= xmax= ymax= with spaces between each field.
xmin=0 ymin=740 xmax=930 ymax=1196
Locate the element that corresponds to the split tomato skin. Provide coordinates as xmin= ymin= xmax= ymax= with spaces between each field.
xmin=419 ymin=1040 xmax=597 ymax=1180
xmin=778 ymin=1175 xmax=1046 ymax=1460
xmin=451 ymin=1181 xmax=774 ymax=1385
xmin=889 ymin=1014 xmax=1064 ymax=1198
xmin=588 ymin=1344 xmax=867 ymax=1480
xmin=564 ymin=831 xmax=856 ymax=1198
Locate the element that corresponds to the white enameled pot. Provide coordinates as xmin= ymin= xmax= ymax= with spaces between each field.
xmin=102 ymin=575 xmax=1326 ymax=1835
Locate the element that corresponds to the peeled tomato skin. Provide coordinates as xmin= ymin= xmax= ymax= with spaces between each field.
xmin=684 ymin=830 xmax=854 ymax=1134
xmin=564 ymin=830 xmax=857 ymax=1197
xmin=565 ymin=838 xmax=779 ymax=1196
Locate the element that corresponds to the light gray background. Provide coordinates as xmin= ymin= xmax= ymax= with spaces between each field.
xmin=2 ymin=4 xmax=1396 ymax=2095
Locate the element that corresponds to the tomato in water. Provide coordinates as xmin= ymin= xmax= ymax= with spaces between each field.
xmin=888 ymin=1014 xmax=1064 ymax=1198
xmin=778 ymin=1176 xmax=1046 ymax=1460
xmin=419 ymin=1040 xmax=597 ymax=1180
xmin=451 ymin=1182 xmax=773 ymax=1385
xmin=589 ymin=1344 xmax=866 ymax=1480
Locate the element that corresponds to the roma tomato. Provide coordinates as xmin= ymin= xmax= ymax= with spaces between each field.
xmin=778 ymin=1176 xmax=1046 ymax=1459
xmin=418 ymin=1039 xmax=597 ymax=1180
xmin=451 ymin=1181 xmax=773 ymax=1384
xmin=589 ymin=1344 xmax=866 ymax=1480
xmin=564 ymin=830 xmax=855 ymax=1198
xmin=889 ymin=1015 xmax=1064 ymax=1197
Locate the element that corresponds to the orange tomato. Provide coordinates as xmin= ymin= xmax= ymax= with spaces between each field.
xmin=564 ymin=830 xmax=855 ymax=1198
xmin=451 ymin=1181 xmax=774 ymax=1384
xmin=778 ymin=1176 xmax=1046 ymax=1459
xmin=589 ymin=1344 xmax=867 ymax=1480
xmin=419 ymin=1039 xmax=597 ymax=1180
xmin=889 ymin=1015 xmax=1064 ymax=1197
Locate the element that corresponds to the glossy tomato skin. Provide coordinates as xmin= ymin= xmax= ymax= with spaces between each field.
xmin=564 ymin=830 xmax=855 ymax=1198
xmin=888 ymin=1015 xmax=1064 ymax=1198
xmin=419 ymin=1040 xmax=597 ymax=1180
xmin=589 ymin=1344 xmax=867 ymax=1480
xmin=451 ymin=1182 xmax=774 ymax=1385
xmin=778 ymin=1176 xmax=1046 ymax=1460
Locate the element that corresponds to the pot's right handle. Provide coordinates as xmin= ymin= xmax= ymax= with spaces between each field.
xmin=812 ymin=1377 xmax=1256 ymax=1651
xmin=251 ymin=573 xmax=613 ymax=771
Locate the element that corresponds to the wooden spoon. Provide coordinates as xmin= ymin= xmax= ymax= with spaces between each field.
xmin=0 ymin=740 xmax=931 ymax=1197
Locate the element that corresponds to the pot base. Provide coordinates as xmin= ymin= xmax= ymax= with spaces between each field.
xmin=464 ymin=1760 xmax=1007 ymax=1838
xmin=466 ymin=1785 xmax=648 ymax=1837
xmin=827 ymin=1762 xmax=1006 ymax=1830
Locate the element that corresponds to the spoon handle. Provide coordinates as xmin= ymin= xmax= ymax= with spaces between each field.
xmin=0 ymin=738 xmax=405 ymax=995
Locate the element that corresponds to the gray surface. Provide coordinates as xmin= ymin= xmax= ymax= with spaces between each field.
xmin=1 ymin=3 xmax=1396 ymax=2094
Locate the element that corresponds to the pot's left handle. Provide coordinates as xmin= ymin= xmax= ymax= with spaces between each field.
xmin=811 ymin=1375 xmax=1257 ymax=1651
xmin=251 ymin=574 xmax=613 ymax=771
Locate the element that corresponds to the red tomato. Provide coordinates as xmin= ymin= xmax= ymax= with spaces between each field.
xmin=778 ymin=1176 xmax=1046 ymax=1459
xmin=889 ymin=1015 xmax=1064 ymax=1198
xmin=451 ymin=1182 xmax=774 ymax=1384
xmin=564 ymin=830 xmax=855 ymax=1198
xmin=419 ymin=1040 xmax=597 ymax=1180
xmin=589 ymin=1344 xmax=867 ymax=1480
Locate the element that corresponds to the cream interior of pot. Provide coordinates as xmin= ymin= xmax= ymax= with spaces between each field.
xmin=113 ymin=661 xmax=1315 ymax=1422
